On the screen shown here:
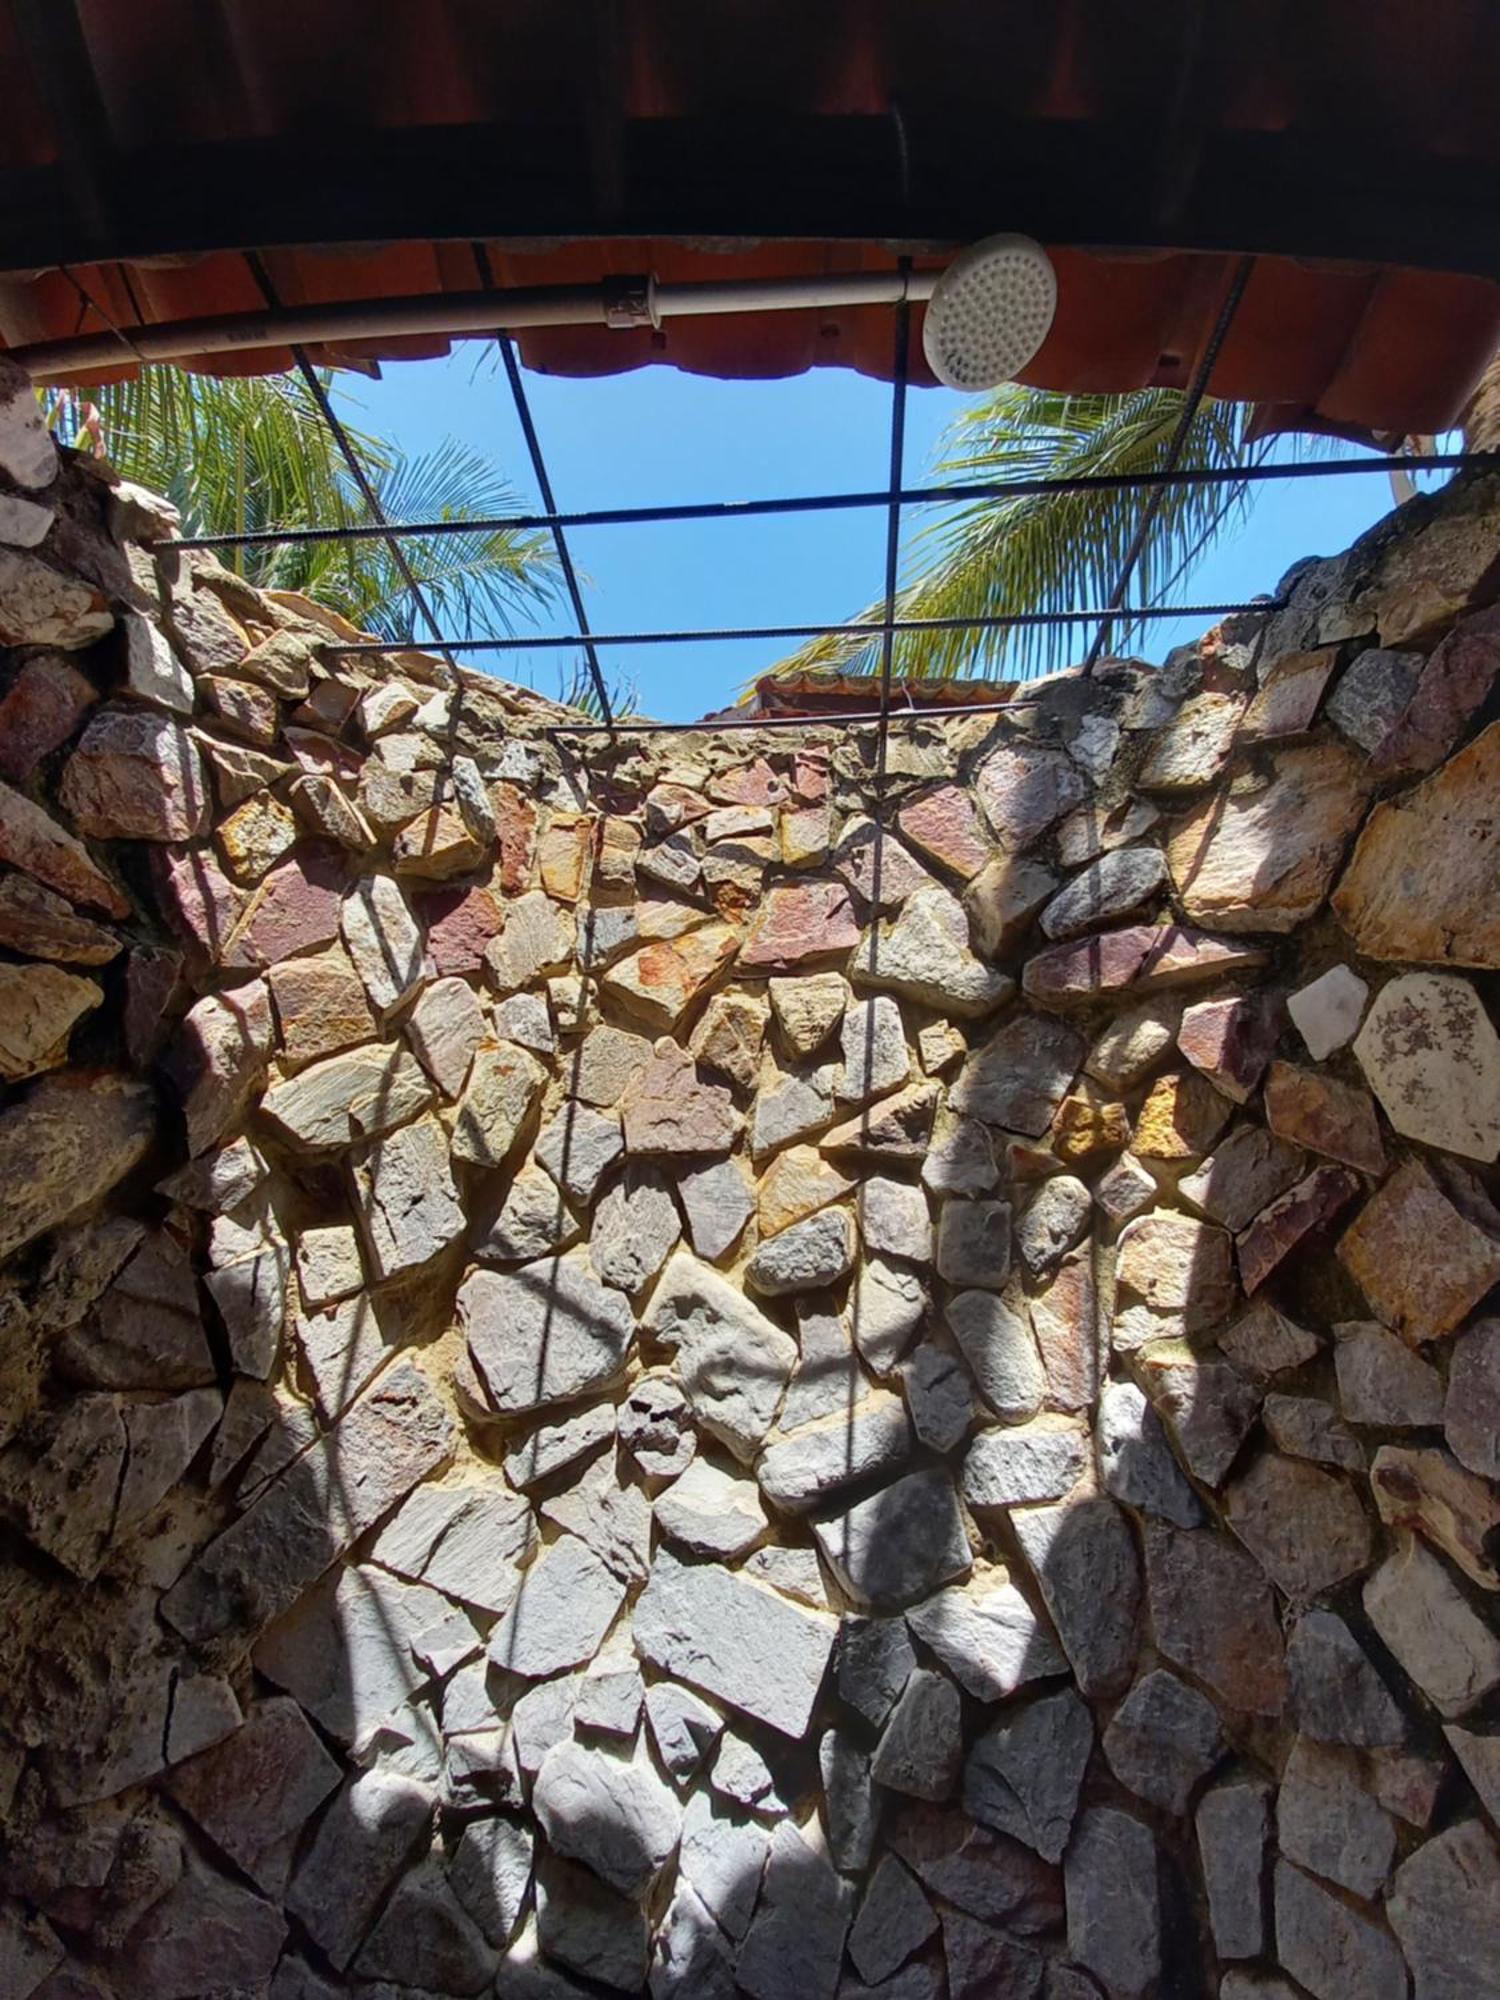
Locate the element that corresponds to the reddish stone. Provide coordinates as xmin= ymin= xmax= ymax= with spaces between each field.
xmin=200 ymin=675 xmax=280 ymax=747
xmin=125 ymin=946 xmax=184 ymax=1064
xmin=0 ymin=874 xmax=121 ymax=965
xmin=0 ymin=655 xmax=98 ymax=782
xmin=163 ymin=980 xmax=274 ymax=1154
xmin=59 ymin=709 xmax=210 ymax=842
xmin=1338 ymin=1158 xmax=1500 ymax=1345
xmin=739 ymin=879 xmax=861 ymax=972
xmin=1264 ymin=1060 xmax=1386 ymax=1175
xmin=708 ymin=757 xmax=788 ymax=808
xmin=237 ymin=848 xmax=347 ymax=966
xmin=282 ymin=727 xmax=365 ymax=785
xmin=1021 ymin=924 xmax=1267 ymax=1004
xmin=622 ymin=1042 xmax=740 ymax=1155
xmin=0 ymin=778 xmax=129 ymax=917
xmin=1236 ymin=647 xmax=1339 ymax=743
xmin=417 ymin=875 xmax=506 ymax=975
xmin=491 ymin=782 xmax=538 ymax=894
xmin=1370 ymin=605 xmax=1500 ymax=779
xmin=792 ymin=752 xmax=830 ymax=804
xmin=897 ymin=786 xmax=994 ymax=882
xmin=1177 ymin=993 xmax=1280 ymax=1104
xmin=1237 ymin=1164 xmax=1362 ymax=1294
xmin=151 ymin=843 xmax=250 ymax=975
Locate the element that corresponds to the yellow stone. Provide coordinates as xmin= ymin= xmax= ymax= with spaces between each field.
xmin=1052 ymin=1082 xmax=1132 ymax=1165
xmin=1132 ymin=1070 xmax=1232 ymax=1162
xmin=216 ymin=791 xmax=298 ymax=885
xmin=757 ymin=1145 xmax=854 ymax=1237
xmin=781 ymin=803 xmax=831 ymax=867
xmin=538 ymin=811 xmax=595 ymax=902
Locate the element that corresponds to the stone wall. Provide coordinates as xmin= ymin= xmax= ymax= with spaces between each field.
xmin=1 ymin=363 xmax=1499 ymax=2000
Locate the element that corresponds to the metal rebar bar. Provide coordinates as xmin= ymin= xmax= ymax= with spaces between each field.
xmin=321 ymin=597 xmax=1281 ymax=658
xmin=1083 ymin=254 xmax=1256 ymax=675
xmin=495 ymin=333 xmax=613 ymax=728
xmin=164 ymin=450 xmax=1491 ymax=555
xmin=545 ymin=693 xmax=1068 ymax=737
xmin=874 ymin=266 xmax=912 ymax=791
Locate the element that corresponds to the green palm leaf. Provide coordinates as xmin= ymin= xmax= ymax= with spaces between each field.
xmin=766 ymin=387 xmax=1300 ymax=686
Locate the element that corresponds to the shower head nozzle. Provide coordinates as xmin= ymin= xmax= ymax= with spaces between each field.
xmin=921 ymin=234 xmax=1058 ymax=391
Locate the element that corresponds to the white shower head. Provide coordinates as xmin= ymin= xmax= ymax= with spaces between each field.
xmin=921 ymin=234 xmax=1058 ymax=391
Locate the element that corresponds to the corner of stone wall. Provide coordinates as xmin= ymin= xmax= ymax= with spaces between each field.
xmin=1 ymin=392 xmax=1499 ymax=1999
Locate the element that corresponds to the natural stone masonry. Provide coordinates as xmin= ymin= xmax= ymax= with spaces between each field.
xmin=2 ymin=435 xmax=1500 ymax=1998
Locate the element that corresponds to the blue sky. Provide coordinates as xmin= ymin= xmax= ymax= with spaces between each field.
xmin=334 ymin=347 xmax=1435 ymax=722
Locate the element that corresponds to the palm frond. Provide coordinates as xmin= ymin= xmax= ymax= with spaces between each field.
xmin=765 ymin=387 xmax=1310 ymax=685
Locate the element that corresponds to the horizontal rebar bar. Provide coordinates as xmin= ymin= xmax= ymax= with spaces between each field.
xmin=323 ymin=598 xmax=1280 ymax=658
xmin=168 ymin=450 xmax=1489 ymax=554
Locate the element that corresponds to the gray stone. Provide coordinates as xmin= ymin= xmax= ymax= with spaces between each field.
xmin=678 ymin=1787 xmax=769 ymax=1939
xmin=1277 ymin=1736 xmax=1396 ymax=1900
xmin=293 ymin=1291 xmax=391 ymax=1419
xmin=537 ymin=1455 xmax=649 ymax=1584
xmin=533 ymin=1740 xmax=682 ymax=1896
xmin=965 ymin=1687 xmax=1092 ymax=1863
xmin=746 ymin=1206 xmax=856 ymax=1296
xmin=110 ymin=1853 xmax=285 ymax=2000
xmin=486 ymin=891 xmax=575 ymax=992
xmin=821 ymin=1728 xmax=879 ymax=1870
xmin=478 ymin=1165 xmax=579 ymax=1264
xmin=618 ymin=1375 xmax=697 ymax=1480
xmin=406 ymin=975 xmax=487 ymax=1096
xmin=488 ymin=1534 xmax=627 ymax=1679
xmin=676 ymin=1156 xmax=754 ymax=1260
xmin=632 ymin=1549 xmax=837 ymax=1739
xmin=0 ymin=1907 xmax=62 ymax=2000
xmin=813 ymin=1468 xmax=971 ymax=1610
xmin=1389 ymin=1819 xmax=1500 ymax=2000
xmin=780 ymin=1298 xmax=865 ymax=1430
xmin=1196 ymin=1780 xmax=1269 ymax=1961
xmin=900 ymin=1343 xmax=973 ymax=1453
xmin=1015 ymin=1177 xmax=1092 ymax=1279
xmin=709 ymin=1731 xmax=780 ymax=1813
xmin=260 ymin=1043 xmax=434 ymax=1151
xmin=449 ymin=1817 xmax=534 ymax=1948
xmin=859 ymin=1177 xmax=932 ymax=1263
xmin=166 ymin=1698 xmax=340 ymax=1898
xmin=1275 ymin=1859 xmax=1407 ymax=2000
xmin=646 ymin=1682 xmax=724 ymax=1785
xmin=920 ymin=1115 xmax=999 ymax=1197
xmin=575 ymin=1661 xmax=644 ymax=1739
xmin=460 ymin=1254 xmax=636 ymax=1414
xmin=949 ymin=1013 xmax=1084 ymax=1137
xmin=1086 ymin=996 xmax=1181 ymax=1092
xmin=1337 ymin=1317 xmax=1445 ymax=1427
xmin=352 ymin=1114 xmax=465 ymax=1278
xmin=962 ymin=1418 xmax=1089 ymax=1510
xmin=162 ymin=1362 xmax=452 ymax=1645
xmin=535 ymin=1852 xmax=648 ymax=1993
xmin=496 ymin=989 xmax=556 ymax=1055
xmin=837 ymin=1616 xmax=917 ymax=1729
xmin=752 ymin=1065 xmax=835 ymax=1157
xmin=885 ymin=1800 xmax=1062 ymax=1932
xmin=1364 ymin=1539 xmax=1500 ymax=1719
xmin=651 ymin=1879 xmax=737 ymax=2000
xmin=340 ymin=875 xmax=426 ymax=1013
xmin=1012 ymin=1496 xmax=1141 ymax=1698
xmin=294 ymin=1221 xmax=363 ymax=1309
xmin=1142 ymin=1348 xmax=1262 ymax=1488
xmin=571 ymin=1023 xmax=652 ymax=1107
xmin=836 ymin=995 xmax=912 ymax=1103
xmin=1328 ymin=645 xmax=1424 ymax=750
xmin=736 ymin=1819 xmax=854 ymax=2000
xmin=503 ymin=1404 xmax=614 ymax=1492
xmin=1225 ymin=1449 xmax=1372 ymax=1601
xmin=1264 ymin=1392 xmax=1364 ymax=1472
xmin=851 ymin=1255 xmax=928 ymax=1375
xmin=1446 ymin=1319 xmax=1500 ymax=1478
xmin=907 ymin=1576 xmax=1066 ymax=1700
xmin=352 ymin=1856 xmax=494 ymax=1993
xmin=1065 ymin=1808 xmax=1160 ymax=2000
xmin=1218 ymin=1298 xmax=1322 ymax=1380
xmin=947 ymin=1287 xmax=1045 ymax=1420
xmin=936 ymin=1199 xmax=1011 ymax=1288
xmin=1103 ymin=1669 xmax=1224 ymax=1815
xmin=1096 ymin=1381 xmax=1204 ymax=1528
xmin=590 ymin=1168 xmax=681 ymax=1293
xmin=534 ymin=1103 xmax=624 ymax=1204
xmin=1289 ymin=962 xmax=1370 ymax=1060
xmin=371 ymin=1478 xmax=536 ymax=1614
xmin=286 ymin=1769 xmax=433 ymax=1970
xmin=656 ymin=1456 xmax=767 ymax=1557
xmin=744 ymin=1544 xmax=826 ymax=1606
xmin=873 ymin=1668 xmax=964 ymax=1800
xmin=848 ymin=1855 xmax=937 ymax=1987
xmin=646 ymin=1250 xmax=798 ymax=1461
xmin=1178 ymin=1123 xmax=1306 ymax=1233
xmin=757 ymin=1394 xmax=911 ymax=1513
xmin=1144 ymin=1520 xmax=1287 ymax=1717
xmin=1094 ymin=1151 xmax=1158 ymax=1226
xmin=853 ymin=884 xmax=1014 ymax=1017
xmin=115 ymin=1388 xmax=224 ymax=1537
xmin=1040 ymin=847 xmax=1169 ymax=940
xmin=205 ymin=1218 xmax=288 ymax=1378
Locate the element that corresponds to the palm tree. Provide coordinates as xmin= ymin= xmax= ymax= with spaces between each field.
xmin=50 ymin=365 xmax=562 ymax=648
xmin=765 ymin=386 xmax=1330 ymax=687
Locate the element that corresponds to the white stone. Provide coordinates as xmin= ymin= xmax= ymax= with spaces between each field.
xmin=533 ymin=1739 xmax=682 ymax=1896
xmin=341 ymin=875 xmax=427 ymax=1013
xmin=946 ymin=1288 xmax=1045 ymax=1420
xmin=460 ymin=1254 xmax=636 ymax=1415
xmin=646 ymin=1250 xmax=797 ymax=1461
xmin=1354 ymin=970 xmax=1500 ymax=1163
xmin=352 ymin=1115 xmax=464 ymax=1278
xmin=294 ymin=1223 xmax=363 ymax=1308
xmin=1289 ymin=963 xmax=1369 ymax=1060
xmin=123 ymin=613 xmax=195 ymax=713
xmin=835 ymin=995 xmax=911 ymax=1104
xmin=907 ymin=1575 xmax=1066 ymax=1700
xmin=405 ymin=976 xmax=487 ymax=1097
xmin=1364 ymin=1539 xmax=1500 ymax=1719
xmin=371 ymin=1477 xmax=537 ymax=1615
xmin=654 ymin=1457 xmax=768 ymax=1559
xmin=962 ymin=1417 xmax=1089 ymax=1510
xmin=756 ymin=1393 xmax=911 ymax=1513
